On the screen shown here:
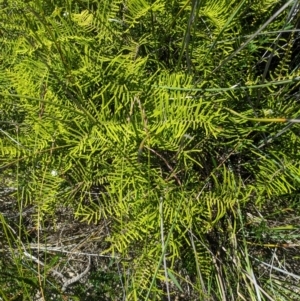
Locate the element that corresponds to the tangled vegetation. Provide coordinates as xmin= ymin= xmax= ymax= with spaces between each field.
xmin=1 ymin=0 xmax=300 ymax=300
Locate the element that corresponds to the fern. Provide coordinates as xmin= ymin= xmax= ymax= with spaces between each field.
xmin=1 ymin=0 xmax=300 ymax=300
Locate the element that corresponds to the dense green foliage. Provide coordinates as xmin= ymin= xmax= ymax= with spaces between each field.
xmin=1 ymin=0 xmax=300 ymax=300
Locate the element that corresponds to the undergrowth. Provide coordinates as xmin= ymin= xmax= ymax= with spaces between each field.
xmin=0 ymin=0 xmax=300 ymax=300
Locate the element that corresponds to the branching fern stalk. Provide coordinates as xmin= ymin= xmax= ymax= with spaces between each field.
xmin=1 ymin=0 xmax=300 ymax=300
